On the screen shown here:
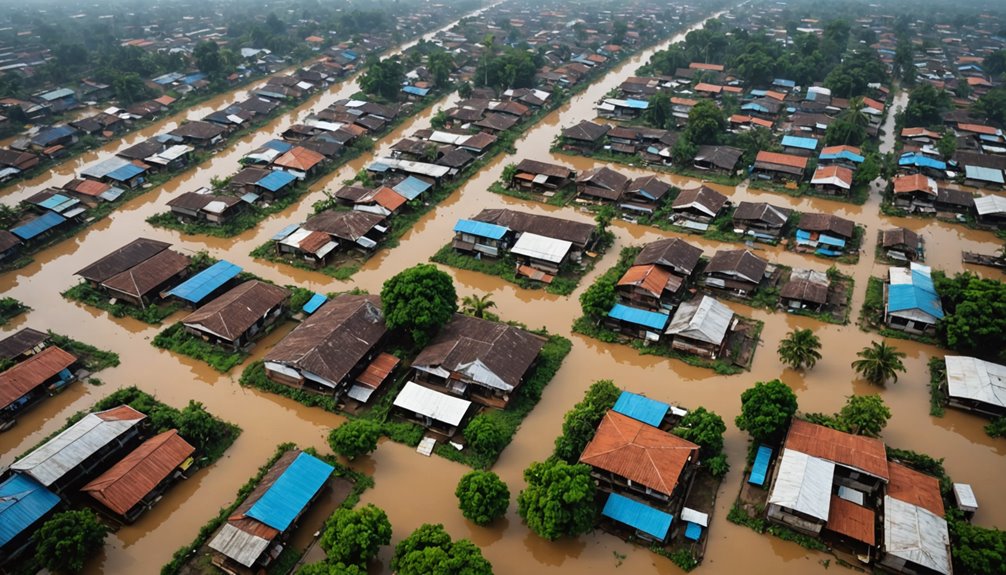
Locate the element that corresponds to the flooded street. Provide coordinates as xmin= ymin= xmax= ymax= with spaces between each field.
xmin=2 ymin=5 xmax=1005 ymax=575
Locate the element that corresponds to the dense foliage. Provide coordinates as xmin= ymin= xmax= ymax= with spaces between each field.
xmin=807 ymin=395 xmax=892 ymax=438
xmin=553 ymin=379 xmax=622 ymax=463
xmin=328 ymin=419 xmax=382 ymax=459
xmin=777 ymin=328 xmax=823 ymax=370
xmin=935 ymin=272 xmax=1006 ymax=362
xmin=851 ymin=341 xmax=907 ymax=385
xmin=35 ymin=510 xmax=108 ymax=573
xmin=735 ymin=380 xmax=798 ymax=443
xmin=391 ymin=524 xmax=493 ymax=575
xmin=319 ymin=504 xmax=393 ymax=568
xmin=464 ymin=412 xmax=510 ymax=456
xmin=455 ymin=470 xmax=510 ymax=526
xmin=381 ymin=264 xmax=458 ymax=347
xmin=675 ymin=406 xmax=730 ymax=479
xmin=517 ymin=459 xmax=596 ymax=540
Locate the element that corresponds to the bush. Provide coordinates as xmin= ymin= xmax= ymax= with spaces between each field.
xmin=553 ymin=380 xmax=621 ymax=463
xmin=328 ymin=419 xmax=382 ymax=459
xmin=706 ymin=453 xmax=730 ymax=479
xmin=35 ymin=509 xmax=108 ymax=573
xmin=517 ymin=459 xmax=596 ymax=540
xmin=319 ymin=504 xmax=392 ymax=568
xmin=455 ymin=470 xmax=510 ymax=526
xmin=464 ymin=412 xmax=509 ymax=455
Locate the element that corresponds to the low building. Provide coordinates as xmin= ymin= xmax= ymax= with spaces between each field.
xmin=731 ymin=201 xmax=793 ymax=242
xmin=410 ymin=314 xmax=545 ymax=409
xmin=622 ymin=175 xmax=673 ymax=214
xmin=692 ymin=145 xmax=743 ymax=175
xmin=703 ymin=249 xmax=768 ymax=296
xmin=604 ymin=303 xmax=670 ymax=341
xmin=452 ymin=219 xmax=510 ymax=258
xmin=818 ymin=145 xmax=864 ymax=169
xmin=810 ymin=165 xmax=854 ymax=197
xmin=575 ymin=166 xmax=629 ymax=204
xmin=0 ymin=327 xmax=48 ymax=364
xmin=98 ymin=249 xmax=191 ymax=308
xmin=616 ymin=264 xmax=682 ymax=311
xmin=209 ymin=450 xmax=333 ymax=574
xmin=301 ymin=210 xmax=388 ymax=253
xmin=943 ymin=355 xmax=1006 ymax=418
xmin=11 ymin=405 xmax=146 ymax=494
xmin=168 ymin=121 xmax=227 ymax=148
xmin=885 ymin=263 xmax=944 ymax=335
xmin=752 ymin=151 xmax=808 ymax=182
xmin=879 ymin=464 xmax=952 ymax=575
xmin=511 ymin=159 xmax=575 ymax=193
xmin=166 ymin=191 xmax=244 ymax=225
xmin=892 ymin=174 xmax=939 ymax=213
xmin=75 ymin=238 xmax=172 ymax=286
xmin=473 ymin=208 xmax=597 ymax=261
xmin=780 ymin=269 xmax=830 ymax=312
xmin=509 ymin=232 xmax=574 ymax=276
xmin=671 ymin=186 xmax=727 ymax=229
xmin=974 ymin=195 xmax=1006 ymax=228
xmin=392 ymin=381 xmax=474 ymax=436
xmin=634 ymin=237 xmax=703 ymax=279
xmin=0 ymin=474 xmax=60 ymax=563
xmin=181 ymin=281 xmax=289 ymax=350
xmin=264 ymin=294 xmax=390 ymax=400
xmin=795 ymin=213 xmax=856 ymax=257
xmin=561 ymin=120 xmax=609 ymax=152
xmin=164 ymin=260 xmax=243 ymax=307
xmin=81 ymin=429 xmax=195 ymax=523
xmin=665 ymin=295 xmax=735 ymax=359
xmin=0 ymin=346 xmax=77 ymax=429
xmin=879 ymin=228 xmax=922 ymax=262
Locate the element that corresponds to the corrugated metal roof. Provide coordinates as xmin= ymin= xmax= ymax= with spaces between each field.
xmin=945 ymin=355 xmax=1006 ymax=410
xmin=393 ymin=176 xmax=432 ymax=200
xmin=11 ymin=211 xmax=66 ymax=240
xmin=256 ymin=170 xmax=297 ymax=192
xmin=393 ymin=381 xmax=472 ymax=426
xmin=665 ymin=296 xmax=733 ymax=344
xmin=607 ymin=303 xmax=670 ymax=332
xmin=209 ymin=523 xmax=271 ymax=567
xmin=601 ymin=493 xmax=673 ymax=540
xmin=12 ymin=405 xmax=145 ymax=486
xmin=81 ymin=429 xmax=195 ymax=516
xmin=454 ymin=219 xmax=509 ymax=240
xmin=510 ymin=232 xmax=572 ymax=264
xmin=749 ymin=445 xmax=773 ymax=486
xmin=106 ymin=163 xmax=146 ymax=182
xmin=826 ymin=495 xmax=875 ymax=545
xmin=302 ymin=293 xmax=327 ymax=314
xmin=165 ymin=260 xmax=242 ymax=304
xmin=245 ymin=452 xmax=333 ymax=532
xmin=0 ymin=474 xmax=60 ymax=547
xmin=781 ymin=135 xmax=819 ymax=150
xmin=81 ymin=156 xmax=133 ymax=179
xmin=974 ymin=194 xmax=1006 ymax=216
xmin=613 ymin=391 xmax=669 ymax=427
xmin=784 ymin=419 xmax=889 ymax=480
xmin=899 ymin=152 xmax=946 ymax=171
xmin=883 ymin=496 xmax=952 ymax=575
xmin=768 ymin=449 xmax=835 ymax=522
xmin=0 ymin=346 xmax=77 ymax=410
xmin=887 ymin=263 xmax=944 ymax=320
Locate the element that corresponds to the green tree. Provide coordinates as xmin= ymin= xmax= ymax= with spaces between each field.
xmin=985 ymin=49 xmax=1006 ymax=75
xmin=851 ymin=341 xmax=907 ymax=385
xmin=501 ymin=163 xmax=518 ymax=186
xmin=674 ymin=407 xmax=725 ymax=458
xmin=973 ymin=88 xmax=1006 ymax=126
xmin=455 ymin=470 xmax=510 ymax=525
xmin=298 ymin=562 xmax=367 ymax=575
xmin=735 ymin=379 xmax=798 ymax=443
xmin=392 ymin=524 xmax=492 ymax=575
xmin=461 ymin=293 xmax=497 ymax=319
xmin=948 ymin=512 xmax=1006 ymax=574
xmin=854 ymin=151 xmax=882 ymax=187
xmin=464 ymin=411 xmax=509 ymax=455
xmin=671 ymin=135 xmax=698 ymax=165
xmin=684 ymin=100 xmax=726 ymax=145
xmin=457 ymin=81 xmax=473 ymax=99
xmin=328 ymin=419 xmax=382 ymax=459
xmin=937 ymin=131 xmax=957 ymax=161
xmin=777 ymin=328 xmax=823 ymax=370
xmin=594 ymin=204 xmax=616 ymax=236
xmin=553 ymin=379 xmax=621 ymax=463
xmin=578 ymin=270 xmax=618 ymax=318
xmin=175 ymin=401 xmax=223 ymax=451
xmin=902 ymin=84 xmax=951 ymax=128
xmin=934 ymin=272 xmax=1006 ymax=362
xmin=427 ymin=50 xmax=454 ymax=87
xmin=381 ymin=264 xmax=458 ymax=347
xmin=837 ymin=394 xmax=891 ymax=437
xmin=644 ymin=92 xmax=671 ymax=129
xmin=360 ymin=56 xmax=405 ymax=100
xmin=319 ymin=504 xmax=392 ymax=568
xmin=35 ymin=509 xmax=108 ymax=574
xmin=517 ymin=459 xmax=596 ymax=540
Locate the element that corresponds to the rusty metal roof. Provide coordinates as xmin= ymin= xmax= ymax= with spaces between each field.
xmin=182 ymin=280 xmax=289 ymax=343
xmin=81 ymin=429 xmax=195 ymax=516
xmin=101 ymin=249 xmax=190 ymax=299
xmin=826 ymin=495 xmax=876 ymax=545
xmin=618 ymin=264 xmax=679 ymax=298
xmin=887 ymin=462 xmax=945 ymax=517
xmin=580 ymin=410 xmax=699 ymax=497
xmin=784 ymin=419 xmax=889 ymax=481
xmin=0 ymin=346 xmax=76 ymax=410
xmin=355 ymin=352 xmax=400 ymax=390
xmin=76 ymin=238 xmax=171 ymax=283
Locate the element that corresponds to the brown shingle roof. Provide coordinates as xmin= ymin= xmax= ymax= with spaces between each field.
xmin=514 ymin=159 xmax=574 ymax=179
xmin=633 ymin=238 xmax=703 ymax=276
xmin=473 ymin=208 xmax=594 ymax=248
xmin=265 ymin=294 xmax=386 ymax=386
xmin=580 ymin=410 xmax=699 ymax=496
xmin=182 ymin=281 xmax=289 ymax=342
xmin=672 ymin=185 xmax=727 ymax=216
xmin=303 ymin=210 xmax=386 ymax=242
xmin=881 ymin=228 xmax=919 ymax=249
xmin=797 ymin=213 xmax=855 ymax=239
xmin=169 ymin=120 xmax=226 ymax=140
xmin=81 ymin=429 xmax=195 ymax=517
xmin=101 ymin=249 xmax=189 ymax=299
xmin=562 ymin=120 xmax=609 ymax=142
xmin=167 ymin=191 xmax=241 ymax=212
xmin=76 ymin=238 xmax=171 ymax=283
xmin=0 ymin=328 xmax=48 ymax=362
xmin=826 ymin=495 xmax=876 ymax=545
xmin=887 ymin=462 xmax=945 ymax=516
xmin=780 ymin=278 xmax=828 ymax=305
xmin=705 ymin=249 xmax=768 ymax=283
xmin=784 ymin=419 xmax=889 ymax=480
xmin=0 ymin=346 xmax=76 ymax=410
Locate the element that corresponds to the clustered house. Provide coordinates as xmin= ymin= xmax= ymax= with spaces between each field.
xmin=451 ymin=208 xmax=598 ymax=283
xmin=751 ymin=150 xmax=808 ymax=183
xmin=778 ymin=269 xmax=830 ymax=312
xmin=0 ymin=343 xmax=78 ymax=431
xmin=263 ymin=294 xmax=394 ymax=404
xmin=763 ymin=419 xmax=952 ymax=575
xmin=510 ymin=158 xmax=576 ymax=195
xmin=793 ymin=213 xmax=857 ymax=257
xmin=208 ymin=450 xmax=333 ymax=574
xmin=940 ymin=355 xmax=1006 ymax=419
xmin=669 ymin=185 xmax=728 ymax=231
xmin=883 ymin=262 xmax=944 ymax=336
xmin=74 ymin=238 xmax=191 ymax=309
xmin=180 ymin=280 xmax=291 ymax=351
xmin=701 ymin=248 xmax=769 ymax=297
xmin=392 ymin=314 xmax=546 ymax=436
xmin=270 ymin=209 xmax=388 ymax=268
xmin=165 ymin=188 xmax=245 ymax=226
xmin=730 ymin=201 xmax=793 ymax=243
xmin=879 ymin=227 xmax=923 ymax=263
xmin=579 ymin=392 xmax=703 ymax=544
xmin=575 ymin=166 xmax=630 ymax=204
xmin=664 ymin=295 xmax=736 ymax=359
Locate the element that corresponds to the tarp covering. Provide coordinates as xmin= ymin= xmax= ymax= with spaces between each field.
xmin=11 ymin=211 xmax=66 ymax=240
xmin=601 ymin=492 xmax=673 ymax=540
xmin=245 ymin=452 xmax=333 ymax=532
xmin=453 ymin=219 xmax=509 ymax=240
xmin=302 ymin=293 xmax=327 ymax=314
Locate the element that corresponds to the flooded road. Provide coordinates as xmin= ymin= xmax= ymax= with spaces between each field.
xmin=2 ymin=5 xmax=1005 ymax=575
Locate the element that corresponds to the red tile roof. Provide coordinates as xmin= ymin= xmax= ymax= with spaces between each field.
xmin=784 ymin=419 xmax=889 ymax=480
xmin=273 ymin=146 xmax=325 ymax=171
xmin=887 ymin=462 xmax=945 ymax=516
xmin=580 ymin=410 xmax=699 ymax=496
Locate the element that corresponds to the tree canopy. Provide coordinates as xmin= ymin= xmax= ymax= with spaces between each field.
xmin=319 ymin=504 xmax=393 ymax=568
xmin=674 ymin=407 xmax=726 ymax=458
xmin=391 ymin=524 xmax=493 ymax=575
xmin=455 ymin=470 xmax=510 ymax=526
xmin=35 ymin=509 xmax=108 ymax=574
xmin=328 ymin=419 xmax=382 ymax=460
xmin=838 ymin=394 xmax=891 ymax=437
xmin=935 ymin=272 xmax=1006 ymax=362
xmin=553 ymin=379 xmax=621 ymax=463
xmin=517 ymin=459 xmax=596 ymax=540
xmin=902 ymin=84 xmax=952 ymax=128
xmin=464 ymin=411 xmax=510 ymax=455
xmin=360 ymin=56 xmax=406 ymax=101
xmin=777 ymin=328 xmax=823 ymax=370
xmin=684 ymin=100 xmax=727 ymax=146
xmin=381 ymin=264 xmax=458 ymax=347
xmin=735 ymin=379 xmax=798 ymax=443
xmin=851 ymin=341 xmax=907 ymax=385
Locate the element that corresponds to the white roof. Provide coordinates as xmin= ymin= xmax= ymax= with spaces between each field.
xmin=373 ymin=157 xmax=450 ymax=178
xmin=428 ymin=130 xmax=471 ymax=146
xmin=11 ymin=407 xmax=145 ymax=486
xmin=883 ymin=495 xmax=952 ymax=575
xmin=811 ymin=170 xmax=851 ymax=189
xmin=208 ymin=523 xmax=271 ymax=567
xmin=944 ymin=355 xmax=1006 ymax=409
xmin=393 ymin=382 xmax=472 ymax=427
xmin=974 ymin=195 xmax=1006 ymax=216
xmin=510 ymin=232 xmax=572 ymax=264
xmin=80 ymin=156 xmax=132 ymax=179
xmin=304 ymin=118 xmax=343 ymax=132
xmin=768 ymin=449 xmax=835 ymax=522
xmin=953 ymin=483 xmax=978 ymax=511
xmin=279 ymin=227 xmax=313 ymax=249
xmin=680 ymin=507 xmax=709 ymax=527
xmin=889 ymin=262 xmax=933 ymax=285
xmin=665 ymin=295 xmax=734 ymax=344
xmin=790 ymin=268 xmax=829 ymax=285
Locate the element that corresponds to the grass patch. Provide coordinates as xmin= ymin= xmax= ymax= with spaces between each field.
xmin=0 ymin=297 xmax=29 ymax=325
xmin=152 ymin=323 xmax=248 ymax=373
xmin=62 ymin=281 xmax=182 ymax=325
xmin=47 ymin=331 xmax=120 ymax=372
xmin=430 ymin=244 xmax=582 ymax=295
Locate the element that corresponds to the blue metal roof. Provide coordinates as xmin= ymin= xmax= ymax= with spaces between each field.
xmin=748 ymin=445 xmax=772 ymax=486
xmin=183 ymin=72 xmax=207 ymax=85
xmin=401 ymin=86 xmax=430 ymax=97
xmin=795 ymin=229 xmax=846 ymax=249
xmin=0 ymin=474 xmax=60 ymax=547
xmin=454 ymin=219 xmax=508 ymax=240
xmin=246 ymin=452 xmax=334 ymax=532
xmin=11 ymin=211 xmax=66 ymax=240
xmin=819 ymin=150 xmax=864 ymax=164
xmin=613 ymin=391 xmax=669 ymax=427
xmin=166 ymin=260 xmax=242 ymax=303
xmin=341 ymin=50 xmax=358 ymax=61
xmin=263 ymin=139 xmax=293 ymax=152
xmin=781 ymin=135 xmax=819 ymax=150
xmin=393 ymin=176 xmax=432 ymax=200
xmin=965 ymin=165 xmax=1005 ymax=184
xmin=607 ymin=303 xmax=670 ymax=331
xmin=773 ymin=78 xmax=796 ymax=88
xmin=32 ymin=125 xmax=77 ymax=145
xmin=899 ymin=152 xmax=946 ymax=171
xmin=741 ymin=102 xmax=769 ymax=114
xmin=624 ymin=98 xmax=649 ymax=109
xmin=257 ymin=170 xmax=297 ymax=192
xmin=302 ymin=293 xmax=327 ymax=314
xmin=749 ymin=89 xmax=768 ymax=97
xmin=272 ymin=223 xmax=300 ymax=241
xmin=685 ymin=521 xmax=703 ymax=541
xmin=888 ymin=271 xmax=944 ymax=319
xmin=106 ymin=163 xmax=146 ymax=182
xmin=38 ymin=193 xmax=75 ymax=211
xmin=601 ymin=493 xmax=673 ymax=540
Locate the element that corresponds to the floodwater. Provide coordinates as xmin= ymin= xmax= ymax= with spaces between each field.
xmin=2 ymin=6 xmax=1004 ymax=575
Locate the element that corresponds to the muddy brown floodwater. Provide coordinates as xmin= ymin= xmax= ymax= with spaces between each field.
xmin=2 ymin=4 xmax=1005 ymax=575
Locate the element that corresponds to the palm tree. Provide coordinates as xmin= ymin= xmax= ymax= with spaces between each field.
xmin=777 ymin=328 xmax=823 ymax=370
xmin=851 ymin=341 xmax=907 ymax=385
xmin=462 ymin=293 xmax=497 ymax=319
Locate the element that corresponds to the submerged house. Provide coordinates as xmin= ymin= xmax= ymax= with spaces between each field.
xmin=264 ymin=294 xmax=391 ymax=401
xmin=780 ymin=269 xmax=830 ymax=312
xmin=879 ymin=228 xmax=922 ymax=262
xmin=181 ymin=281 xmax=290 ymax=350
xmin=166 ymin=191 xmax=244 ymax=225
xmin=511 ymin=159 xmax=575 ymax=193
xmin=795 ymin=213 xmax=856 ymax=257
xmin=575 ymin=166 xmax=629 ymax=204
xmin=81 ymin=429 xmax=195 ymax=523
xmin=0 ymin=474 xmax=60 ymax=563
xmin=665 ymin=295 xmax=735 ymax=359
xmin=942 ymin=355 xmax=1006 ymax=418
xmin=702 ymin=249 xmax=768 ymax=297
xmin=879 ymin=464 xmax=952 ymax=575
xmin=409 ymin=314 xmax=545 ymax=409
xmin=752 ymin=151 xmax=808 ymax=182
xmin=670 ymin=185 xmax=728 ymax=229
xmin=472 ymin=208 xmax=597 ymax=262
xmin=884 ymin=263 xmax=943 ymax=336
xmin=0 ymin=346 xmax=77 ymax=429
xmin=11 ymin=405 xmax=146 ymax=494
xmin=731 ymin=201 xmax=792 ymax=242
xmin=209 ymin=450 xmax=333 ymax=574
xmin=622 ymin=175 xmax=673 ymax=214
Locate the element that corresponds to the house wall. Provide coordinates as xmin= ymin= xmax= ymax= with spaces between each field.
xmin=766 ymin=503 xmax=826 ymax=536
